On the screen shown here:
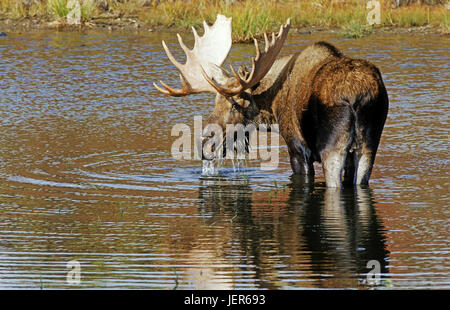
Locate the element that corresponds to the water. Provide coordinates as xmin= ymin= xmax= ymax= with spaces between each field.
xmin=0 ymin=30 xmax=448 ymax=289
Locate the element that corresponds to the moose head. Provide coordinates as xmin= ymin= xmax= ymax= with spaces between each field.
xmin=154 ymin=15 xmax=290 ymax=160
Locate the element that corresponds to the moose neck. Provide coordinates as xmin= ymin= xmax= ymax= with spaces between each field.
xmin=251 ymin=54 xmax=298 ymax=128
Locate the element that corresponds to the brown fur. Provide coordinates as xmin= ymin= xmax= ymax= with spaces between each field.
xmin=207 ymin=41 xmax=389 ymax=187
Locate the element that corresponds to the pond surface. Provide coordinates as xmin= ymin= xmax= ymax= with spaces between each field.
xmin=0 ymin=29 xmax=448 ymax=289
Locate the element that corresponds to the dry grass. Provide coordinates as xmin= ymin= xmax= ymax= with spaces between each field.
xmin=0 ymin=0 xmax=447 ymax=39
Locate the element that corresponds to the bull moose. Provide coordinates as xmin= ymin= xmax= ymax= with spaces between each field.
xmin=154 ymin=15 xmax=389 ymax=187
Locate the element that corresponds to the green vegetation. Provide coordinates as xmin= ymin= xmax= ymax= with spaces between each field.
xmin=267 ymin=179 xmax=288 ymax=204
xmin=48 ymin=0 xmax=69 ymax=18
xmin=0 ymin=0 xmax=448 ymax=39
xmin=341 ymin=20 xmax=374 ymax=38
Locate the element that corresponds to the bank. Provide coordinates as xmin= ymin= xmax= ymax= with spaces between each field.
xmin=0 ymin=0 xmax=448 ymax=40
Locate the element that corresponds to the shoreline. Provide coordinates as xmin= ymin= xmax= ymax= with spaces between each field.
xmin=0 ymin=1 xmax=448 ymax=40
xmin=1 ymin=16 xmax=447 ymax=38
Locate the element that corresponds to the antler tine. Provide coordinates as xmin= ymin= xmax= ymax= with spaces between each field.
xmin=176 ymin=34 xmax=190 ymax=55
xmin=153 ymin=80 xmax=177 ymax=96
xmin=253 ymin=38 xmax=261 ymax=62
xmin=179 ymin=73 xmax=190 ymax=90
xmin=153 ymin=74 xmax=194 ymax=97
xmin=192 ymin=26 xmax=200 ymax=45
xmin=162 ymin=40 xmax=183 ymax=71
xmin=264 ymin=33 xmax=269 ymax=53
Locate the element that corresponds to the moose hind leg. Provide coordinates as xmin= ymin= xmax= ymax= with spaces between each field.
xmin=322 ymin=150 xmax=348 ymax=188
xmin=342 ymin=149 xmax=373 ymax=186
xmin=343 ymin=149 xmax=374 ymax=186
xmin=353 ymin=97 xmax=388 ymax=185
xmin=354 ymin=148 xmax=375 ymax=185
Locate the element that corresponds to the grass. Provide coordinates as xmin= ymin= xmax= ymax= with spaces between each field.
xmin=341 ymin=20 xmax=374 ymax=38
xmin=80 ymin=0 xmax=97 ymax=21
xmin=47 ymin=0 xmax=98 ymax=20
xmin=48 ymin=0 xmax=69 ymax=18
xmin=0 ymin=0 xmax=448 ymax=39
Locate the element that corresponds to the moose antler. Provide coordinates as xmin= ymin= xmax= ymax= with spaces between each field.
xmin=153 ymin=14 xmax=232 ymax=96
xmin=202 ymin=18 xmax=291 ymax=97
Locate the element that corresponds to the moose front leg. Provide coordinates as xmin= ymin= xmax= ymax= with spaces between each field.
xmin=287 ymin=140 xmax=315 ymax=182
xmin=280 ymin=115 xmax=315 ymax=181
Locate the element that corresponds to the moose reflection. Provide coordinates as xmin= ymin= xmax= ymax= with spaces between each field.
xmin=181 ymin=178 xmax=389 ymax=289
